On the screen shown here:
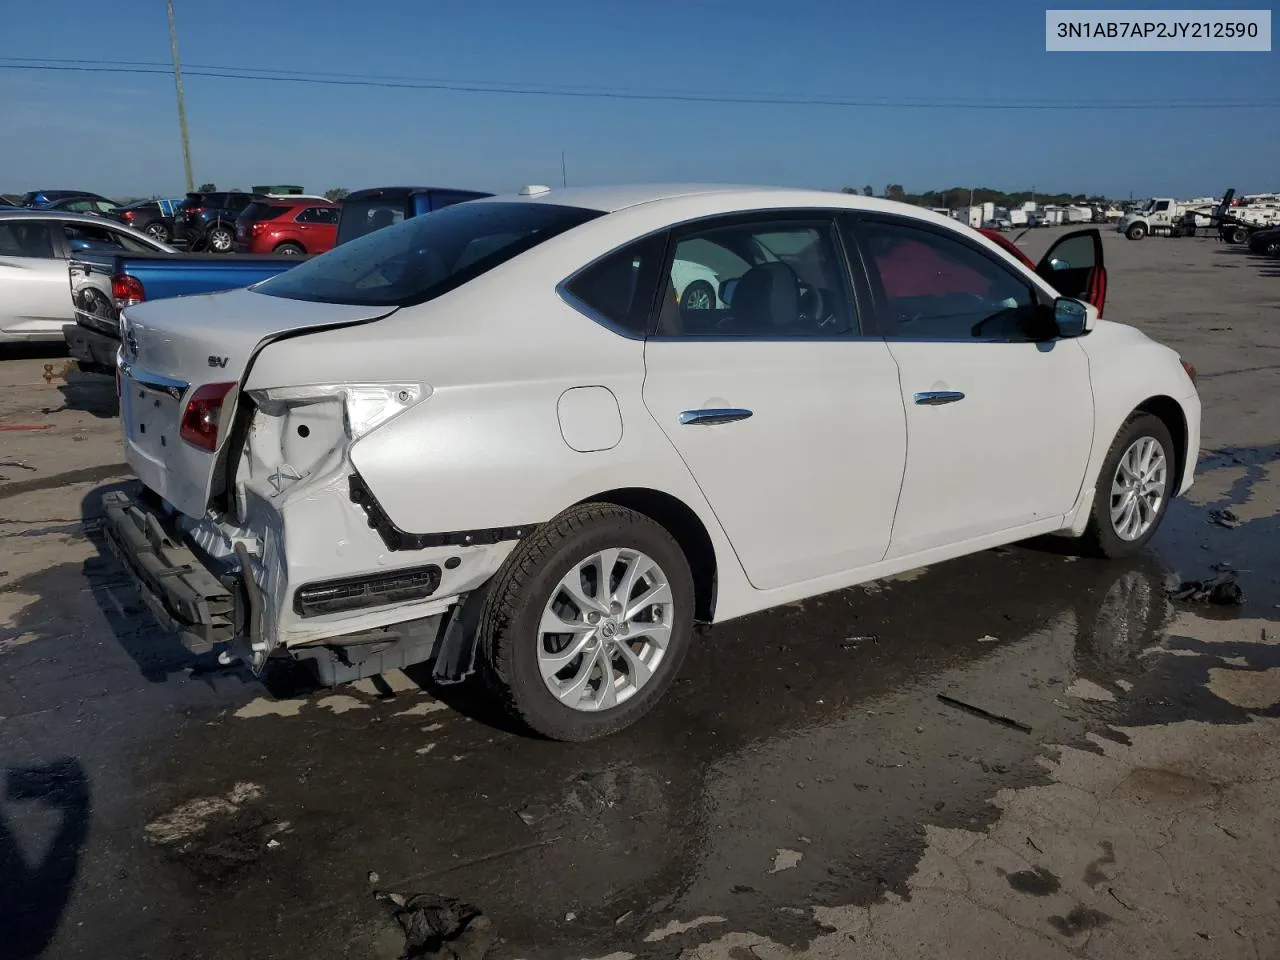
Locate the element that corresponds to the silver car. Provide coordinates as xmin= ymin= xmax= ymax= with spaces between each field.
xmin=0 ymin=209 xmax=174 ymax=343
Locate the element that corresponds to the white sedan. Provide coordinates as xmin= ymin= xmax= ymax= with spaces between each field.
xmin=0 ymin=210 xmax=174 ymax=342
xmin=102 ymin=184 xmax=1201 ymax=741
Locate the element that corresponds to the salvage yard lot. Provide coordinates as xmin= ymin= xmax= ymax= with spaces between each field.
xmin=2 ymin=228 xmax=1279 ymax=960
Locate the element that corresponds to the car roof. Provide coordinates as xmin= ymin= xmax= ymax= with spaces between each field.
xmin=480 ymin=182 xmax=956 ymax=220
xmin=1 ymin=209 xmax=147 ymax=227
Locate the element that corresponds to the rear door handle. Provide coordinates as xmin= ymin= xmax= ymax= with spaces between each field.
xmin=913 ymin=391 xmax=965 ymax=406
xmin=679 ymin=408 xmax=753 ymax=426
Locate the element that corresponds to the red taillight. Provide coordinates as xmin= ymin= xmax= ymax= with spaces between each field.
xmin=111 ymin=273 xmax=145 ymax=307
xmin=180 ymin=382 xmax=236 ymax=452
xmin=251 ymin=221 xmax=268 ymax=235
xmin=1181 ymin=359 xmax=1198 ymax=384
xmin=122 ymin=210 xmax=135 ymax=221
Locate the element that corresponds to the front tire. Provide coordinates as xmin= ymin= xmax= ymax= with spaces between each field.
xmin=1080 ymin=413 xmax=1175 ymax=558
xmin=477 ymin=503 xmax=695 ymax=741
xmin=1126 ymin=223 xmax=1146 ymax=241
xmin=1266 ymin=239 xmax=1280 ymax=257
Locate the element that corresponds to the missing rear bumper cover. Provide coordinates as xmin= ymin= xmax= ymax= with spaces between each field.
xmin=347 ymin=473 xmax=536 ymax=551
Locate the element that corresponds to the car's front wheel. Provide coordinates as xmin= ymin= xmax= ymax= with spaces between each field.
xmin=145 ymin=221 xmax=172 ymax=243
xmin=478 ymin=503 xmax=695 ymax=741
xmin=1080 ymin=413 xmax=1175 ymax=558
xmin=1126 ymin=223 xmax=1147 ymax=240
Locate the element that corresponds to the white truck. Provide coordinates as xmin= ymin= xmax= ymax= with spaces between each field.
xmin=1117 ymin=198 xmax=1215 ymax=240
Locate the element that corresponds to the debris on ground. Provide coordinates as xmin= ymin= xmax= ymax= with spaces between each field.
xmin=937 ymin=693 xmax=1032 ymax=734
xmin=1209 ymin=508 xmax=1242 ymax=529
xmin=375 ymin=891 xmax=493 ymax=960
xmin=1167 ymin=573 xmax=1244 ymax=606
xmin=977 ymin=634 xmax=1000 ymax=644
xmin=841 ymin=634 xmax=878 ymax=650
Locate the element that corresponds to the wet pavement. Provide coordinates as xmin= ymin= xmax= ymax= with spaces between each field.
xmin=3 ymin=232 xmax=1280 ymax=960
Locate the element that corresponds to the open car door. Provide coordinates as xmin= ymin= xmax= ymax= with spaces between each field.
xmin=1036 ymin=228 xmax=1106 ymax=316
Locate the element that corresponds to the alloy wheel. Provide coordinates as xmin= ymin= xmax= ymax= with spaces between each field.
xmin=1110 ymin=436 xmax=1168 ymax=541
xmin=537 ymin=548 xmax=674 ymax=712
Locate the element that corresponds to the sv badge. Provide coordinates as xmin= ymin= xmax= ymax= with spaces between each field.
xmin=208 ymin=356 xmax=230 ymax=368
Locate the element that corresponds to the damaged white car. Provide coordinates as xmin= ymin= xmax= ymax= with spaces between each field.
xmin=104 ymin=183 xmax=1201 ymax=741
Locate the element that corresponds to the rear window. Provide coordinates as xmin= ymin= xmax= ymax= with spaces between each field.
xmin=239 ymin=202 xmax=293 ymax=222
xmin=255 ymin=201 xmax=601 ymax=307
xmin=336 ymin=198 xmax=409 ymax=245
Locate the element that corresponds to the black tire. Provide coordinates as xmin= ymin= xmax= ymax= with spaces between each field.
xmin=1126 ymin=223 xmax=1146 ymax=241
xmin=477 ymin=503 xmax=695 ymax=742
xmin=1266 ymin=240 xmax=1280 ymax=257
xmin=679 ymin=279 xmax=716 ymax=311
xmin=1079 ymin=413 xmax=1176 ymax=559
xmin=207 ymin=224 xmax=234 ymax=253
xmin=1230 ymin=227 xmax=1248 ymax=245
xmin=274 ymin=242 xmax=305 ymax=256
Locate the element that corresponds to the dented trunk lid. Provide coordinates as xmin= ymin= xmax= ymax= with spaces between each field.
xmin=118 ymin=287 xmax=394 ymax=518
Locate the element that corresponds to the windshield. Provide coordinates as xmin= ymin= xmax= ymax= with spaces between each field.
xmin=255 ymin=201 xmax=602 ymax=307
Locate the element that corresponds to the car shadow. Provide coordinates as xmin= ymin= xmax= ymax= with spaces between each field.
xmin=0 ymin=758 xmax=91 ymax=960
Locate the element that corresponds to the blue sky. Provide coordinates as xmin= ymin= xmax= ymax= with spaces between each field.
xmin=1 ymin=0 xmax=1276 ymax=199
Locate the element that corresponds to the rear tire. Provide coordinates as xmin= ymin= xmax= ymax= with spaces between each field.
xmin=477 ymin=503 xmax=695 ymax=742
xmin=1230 ymin=226 xmax=1248 ymax=245
xmin=1126 ymin=223 xmax=1146 ymax=241
xmin=207 ymin=224 xmax=234 ymax=252
xmin=274 ymin=242 xmax=305 ymax=256
xmin=1079 ymin=413 xmax=1175 ymax=559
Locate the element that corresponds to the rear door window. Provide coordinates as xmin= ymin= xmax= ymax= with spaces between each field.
xmin=0 ymin=221 xmax=56 ymax=258
xmin=257 ymin=201 xmax=601 ymax=306
xmin=296 ymin=206 xmax=338 ymax=224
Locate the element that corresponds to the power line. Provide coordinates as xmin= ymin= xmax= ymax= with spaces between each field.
xmin=1 ymin=58 xmax=1276 ymax=110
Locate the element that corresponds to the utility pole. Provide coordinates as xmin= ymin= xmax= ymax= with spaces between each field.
xmin=166 ymin=0 xmax=194 ymax=192
xmin=561 ymin=150 xmax=567 ymax=188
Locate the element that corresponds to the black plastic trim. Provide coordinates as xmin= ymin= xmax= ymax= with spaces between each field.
xmin=348 ymin=474 xmax=537 ymax=551
xmin=292 ymin=563 xmax=443 ymax=618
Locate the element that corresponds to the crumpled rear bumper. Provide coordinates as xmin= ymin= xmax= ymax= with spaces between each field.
xmin=100 ymin=486 xmax=237 ymax=655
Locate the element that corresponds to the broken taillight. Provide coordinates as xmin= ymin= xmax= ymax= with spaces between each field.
xmin=111 ymin=273 xmax=145 ymax=307
xmin=180 ymin=382 xmax=236 ymax=452
xmin=1181 ymin=359 xmax=1198 ymax=384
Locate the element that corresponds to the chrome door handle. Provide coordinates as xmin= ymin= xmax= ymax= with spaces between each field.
xmin=679 ymin=408 xmax=753 ymax=426
xmin=913 ymin=391 xmax=965 ymax=406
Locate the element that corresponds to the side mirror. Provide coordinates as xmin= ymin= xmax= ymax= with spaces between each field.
xmin=1053 ymin=297 xmax=1096 ymax=337
xmin=719 ymin=278 xmax=737 ymax=305
xmin=1048 ymin=257 xmax=1070 ymax=271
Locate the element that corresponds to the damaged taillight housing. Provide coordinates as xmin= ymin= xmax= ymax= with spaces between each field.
xmin=180 ymin=382 xmax=237 ymax=451
xmin=246 ymin=383 xmax=428 ymax=441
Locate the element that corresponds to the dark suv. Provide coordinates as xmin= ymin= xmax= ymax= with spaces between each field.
xmin=176 ymin=191 xmax=263 ymax=251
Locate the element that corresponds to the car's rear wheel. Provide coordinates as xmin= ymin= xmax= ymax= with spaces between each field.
xmin=274 ymin=242 xmax=305 ymax=256
xmin=206 ymin=225 xmax=234 ymax=252
xmin=1230 ymin=226 xmax=1249 ymax=245
xmin=478 ymin=503 xmax=695 ymax=741
xmin=1080 ymin=413 xmax=1175 ymax=558
xmin=144 ymin=221 xmax=172 ymax=243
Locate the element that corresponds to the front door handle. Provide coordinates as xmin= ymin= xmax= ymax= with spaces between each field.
xmin=679 ymin=408 xmax=753 ymax=426
xmin=913 ymin=391 xmax=965 ymax=406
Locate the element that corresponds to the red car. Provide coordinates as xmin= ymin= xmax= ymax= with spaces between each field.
xmin=233 ymin=198 xmax=339 ymax=256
